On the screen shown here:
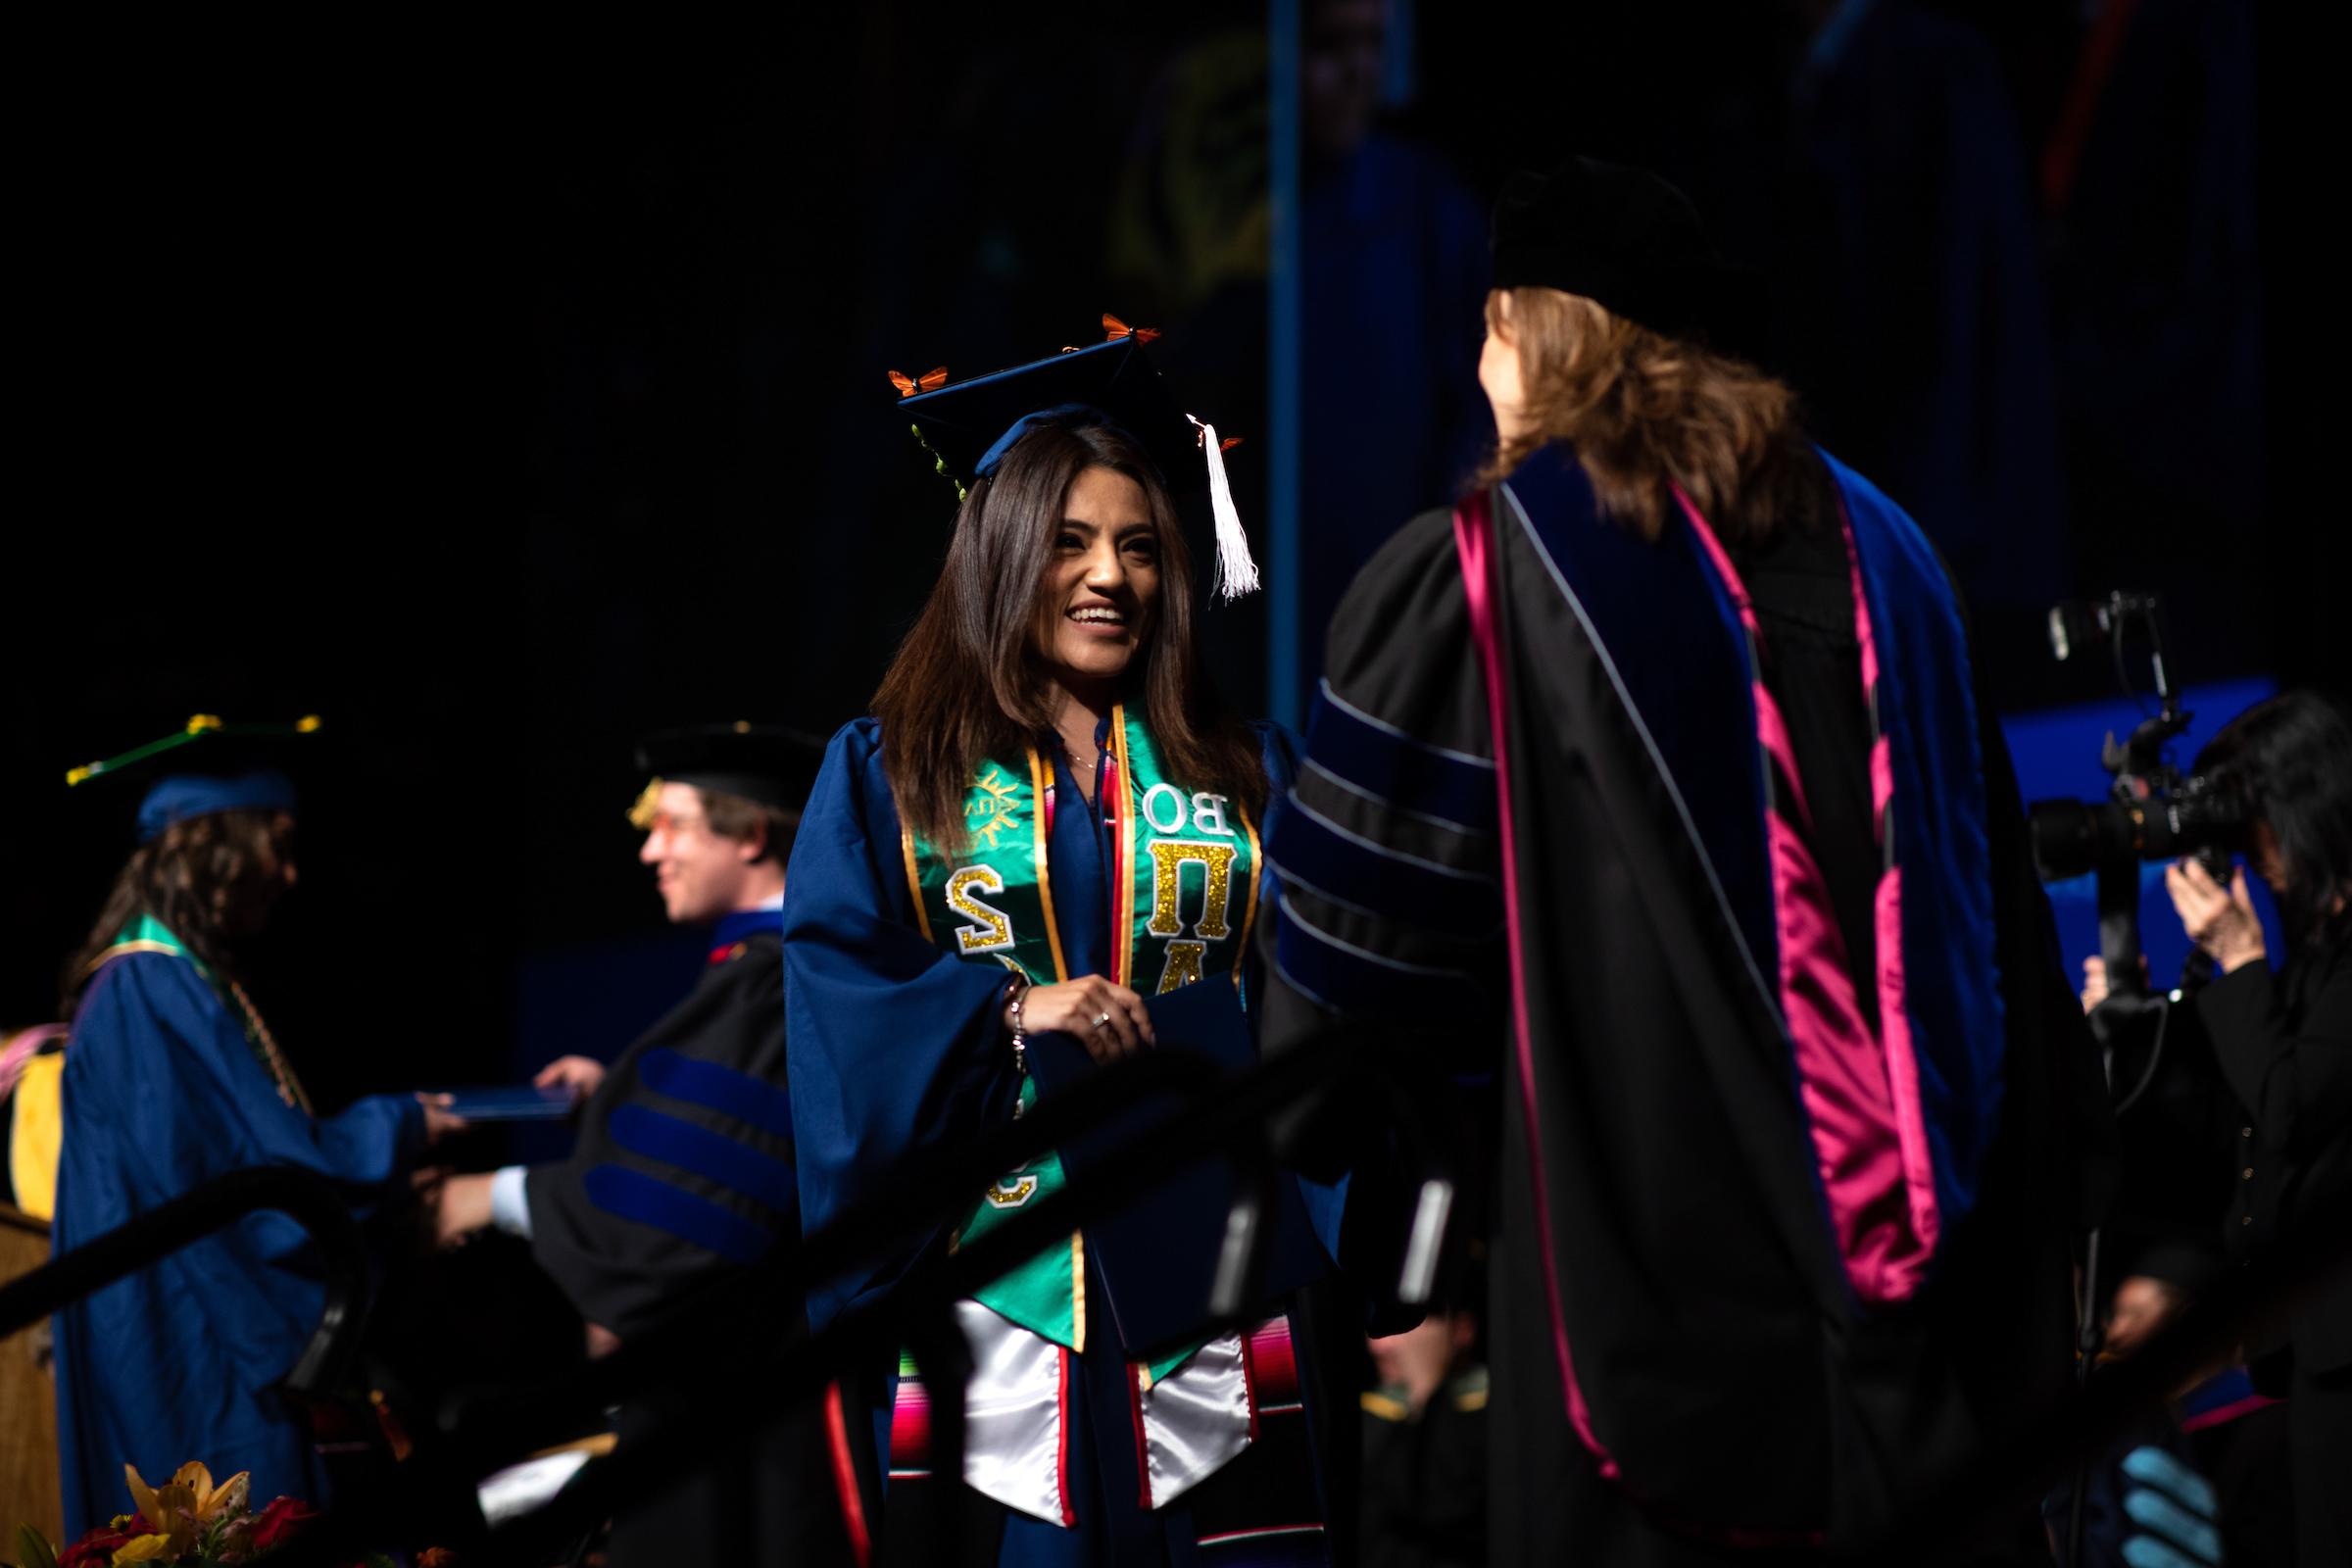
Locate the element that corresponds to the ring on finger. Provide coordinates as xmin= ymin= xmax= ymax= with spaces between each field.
xmin=1093 ymin=1011 xmax=1111 ymax=1029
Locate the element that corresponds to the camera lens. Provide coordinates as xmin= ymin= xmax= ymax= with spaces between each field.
xmin=2030 ymin=799 xmax=2104 ymax=881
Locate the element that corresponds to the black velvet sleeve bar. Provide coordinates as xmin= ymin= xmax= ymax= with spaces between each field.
xmin=1256 ymin=506 xmax=1505 ymax=1198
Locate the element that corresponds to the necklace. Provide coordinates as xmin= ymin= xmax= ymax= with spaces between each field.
xmin=1058 ymin=733 xmax=1102 ymax=806
xmin=1058 ymin=721 xmax=1102 ymax=767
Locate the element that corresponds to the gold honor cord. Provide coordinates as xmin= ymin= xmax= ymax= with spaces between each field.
xmin=82 ymin=919 xmax=314 ymax=1113
xmin=1110 ymin=711 xmax=1139 ymax=991
xmin=1025 ymin=746 xmax=1070 ymax=984
xmin=899 ymin=822 xmax=936 ymax=944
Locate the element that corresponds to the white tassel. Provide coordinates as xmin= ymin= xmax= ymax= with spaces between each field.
xmin=1187 ymin=415 xmax=1259 ymax=601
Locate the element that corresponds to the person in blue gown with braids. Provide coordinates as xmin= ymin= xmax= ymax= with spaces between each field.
xmin=48 ymin=718 xmax=460 ymax=1533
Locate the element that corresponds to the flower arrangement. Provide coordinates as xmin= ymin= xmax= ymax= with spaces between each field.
xmin=6 ymin=1463 xmax=446 ymax=1568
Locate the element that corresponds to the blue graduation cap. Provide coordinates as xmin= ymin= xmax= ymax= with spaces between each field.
xmin=890 ymin=324 xmax=1259 ymax=600
xmin=65 ymin=713 xmax=319 ymax=842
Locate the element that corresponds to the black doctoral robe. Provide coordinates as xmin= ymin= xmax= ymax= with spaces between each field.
xmin=524 ymin=920 xmax=850 ymax=1567
xmin=1258 ymin=450 xmax=2114 ymax=1564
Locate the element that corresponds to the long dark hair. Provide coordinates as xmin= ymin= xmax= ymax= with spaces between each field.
xmin=2197 ymin=691 xmax=2352 ymax=953
xmin=872 ymin=417 xmax=1264 ymax=852
xmin=62 ymin=808 xmax=292 ymax=1015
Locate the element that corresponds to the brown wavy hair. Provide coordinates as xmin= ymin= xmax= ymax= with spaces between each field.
xmin=700 ymin=789 xmax=798 ymax=867
xmin=873 ymin=418 xmax=1264 ymax=853
xmin=62 ymin=808 xmax=293 ymax=1015
xmin=1474 ymin=287 xmax=1821 ymax=544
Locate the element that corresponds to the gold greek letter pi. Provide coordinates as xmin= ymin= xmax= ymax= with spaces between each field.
xmin=1146 ymin=841 xmax=1238 ymax=940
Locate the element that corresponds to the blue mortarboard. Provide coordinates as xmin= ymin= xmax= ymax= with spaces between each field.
xmin=135 ymin=770 xmax=299 ymax=842
xmin=891 ymin=329 xmax=1259 ymax=599
xmin=65 ymin=714 xmax=320 ymax=842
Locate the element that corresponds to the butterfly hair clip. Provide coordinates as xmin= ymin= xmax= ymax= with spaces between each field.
xmin=1101 ymin=313 xmax=1161 ymax=345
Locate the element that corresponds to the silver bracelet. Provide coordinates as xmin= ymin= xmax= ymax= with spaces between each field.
xmin=1006 ymin=976 xmax=1031 ymax=1077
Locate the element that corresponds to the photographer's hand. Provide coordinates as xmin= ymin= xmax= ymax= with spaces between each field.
xmin=2165 ymin=859 xmax=2267 ymax=973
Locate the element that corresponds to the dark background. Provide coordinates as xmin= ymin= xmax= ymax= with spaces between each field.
xmin=6 ymin=1 xmax=2332 ymax=1110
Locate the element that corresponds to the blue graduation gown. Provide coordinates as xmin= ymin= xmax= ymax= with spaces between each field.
xmin=52 ymin=949 xmax=422 ymax=1532
xmin=784 ymin=717 xmax=1310 ymax=1565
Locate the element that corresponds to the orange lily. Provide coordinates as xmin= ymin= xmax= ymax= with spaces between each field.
xmin=174 ymin=1461 xmax=251 ymax=1524
xmin=122 ymin=1465 xmax=164 ymax=1529
xmin=122 ymin=1465 xmax=194 ymax=1550
xmin=121 ymin=1461 xmax=244 ymax=1557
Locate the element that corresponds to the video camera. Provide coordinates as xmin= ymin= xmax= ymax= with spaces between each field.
xmin=2025 ymin=593 xmax=2249 ymax=1011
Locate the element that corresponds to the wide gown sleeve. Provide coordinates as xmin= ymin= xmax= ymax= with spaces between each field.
xmin=783 ymin=720 xmax=1025 ymax=1327
xmin=66 ymin=955 xmax=423 ymax=1269
xmin=523 ymin=940 xmax=799 ymax=1339
xmin=1255 ymin=512 xmax=1507 ymax=1177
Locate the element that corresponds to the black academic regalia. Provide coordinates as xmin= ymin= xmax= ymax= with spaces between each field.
xmin=1258 ymin=450 xmax=2114 ymax=1564
xmin=2197 ymin=938 xmax=2352 ymax=1562
xmin=523 ymin=917 xmax=850 ymax=1568
xmin=1359 ymin=1370 xmax=1488 ymax=1568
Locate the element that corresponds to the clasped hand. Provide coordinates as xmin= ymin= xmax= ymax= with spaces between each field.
xmin=1005 ymin=974 xmax=1155 ymax=1062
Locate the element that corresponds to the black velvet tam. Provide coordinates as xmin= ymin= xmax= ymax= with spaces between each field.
xmin=1489 ymin=157 xmax=1749 ymax=345
xmin=634 ymin=722 xmax=826 ymax=814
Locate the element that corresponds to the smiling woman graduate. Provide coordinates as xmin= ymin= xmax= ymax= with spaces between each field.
xmin=784 ymin=333 xmax=1335 ymax=1565
xmin=46 ymin=717 xmax=462 ymax=1534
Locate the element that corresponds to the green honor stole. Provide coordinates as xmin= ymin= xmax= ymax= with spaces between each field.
xmin=901 ymin=704 xmax=1261 ymax=1368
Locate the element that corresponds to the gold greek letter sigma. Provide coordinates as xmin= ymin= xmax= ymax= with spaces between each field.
xmin=985 ymin=1172 xmax=1040 ymax=1208
xmin=947 ymin=865 xmax=1015 ymax=955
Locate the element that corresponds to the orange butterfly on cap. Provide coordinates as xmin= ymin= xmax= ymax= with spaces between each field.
xmin=1101 ymin=313 xmax=1162 ymax=346
xmin=888 ymin=367 xmax=950 ymax=398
